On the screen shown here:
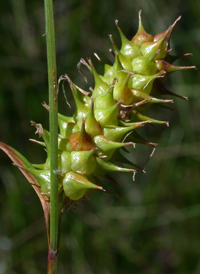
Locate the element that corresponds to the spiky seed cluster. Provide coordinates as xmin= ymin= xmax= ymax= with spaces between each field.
xmin=26 ymin=11 xmax=195 ymax=201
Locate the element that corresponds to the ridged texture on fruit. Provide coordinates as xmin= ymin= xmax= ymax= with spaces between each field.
xmin=29 ymin=11 xmax=195 ymax=200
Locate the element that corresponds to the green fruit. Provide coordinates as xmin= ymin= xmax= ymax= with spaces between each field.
xmin=94 ymin=103 xmax=119 ymax=127
xmin=71 ymin=150 xmax=96 ymax=175
xmin=11 ymin=11 xmax=195 ymax=202
xmin=132 ymin=56 xmax=157 ymax=75
xmin=63 ymin=171 xmax=103 ymax=200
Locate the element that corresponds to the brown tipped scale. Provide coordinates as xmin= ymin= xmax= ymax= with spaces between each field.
xmin=153 ymin=81 xmax=189 ymax=101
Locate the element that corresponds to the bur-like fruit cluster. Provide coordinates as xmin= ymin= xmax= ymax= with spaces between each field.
xmin=25 ymin=12 xmax=194 ymax=201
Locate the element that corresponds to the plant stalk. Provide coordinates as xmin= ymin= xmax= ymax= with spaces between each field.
xmin=44 ymin=0 xmax=59 ymax=273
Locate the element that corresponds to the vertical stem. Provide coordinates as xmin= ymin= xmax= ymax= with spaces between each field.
xmin=44 ymin=0 xmax=59 ymax=273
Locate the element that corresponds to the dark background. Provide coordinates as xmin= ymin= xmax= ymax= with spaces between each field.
xmin=0 ymin=0 xmax=200 ymax=273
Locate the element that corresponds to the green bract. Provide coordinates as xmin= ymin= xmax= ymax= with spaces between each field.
xmin=19 ymin=12 xmax=195 ymax=201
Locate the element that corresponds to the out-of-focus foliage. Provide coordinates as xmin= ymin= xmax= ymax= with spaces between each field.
xmin=0 ymin=0 xmax=199 ymax=273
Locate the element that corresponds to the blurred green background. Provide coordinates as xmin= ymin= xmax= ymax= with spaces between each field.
xmin=0 ymin=0 xmax=200 ymax=273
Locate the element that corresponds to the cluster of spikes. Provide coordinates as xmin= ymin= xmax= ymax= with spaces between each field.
xmin=22 ymin=11 xmax=195 ymax=201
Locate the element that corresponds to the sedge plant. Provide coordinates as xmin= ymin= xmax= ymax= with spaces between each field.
xmin=0 ymin=1 xmax=195 ymax=273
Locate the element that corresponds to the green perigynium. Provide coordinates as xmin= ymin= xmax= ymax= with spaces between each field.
xmin=10 ymin=11 xmax=196 ymax=201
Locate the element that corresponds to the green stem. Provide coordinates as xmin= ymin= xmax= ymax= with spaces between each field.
xmin=44 ymin=0 xmax=59 ymax=273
